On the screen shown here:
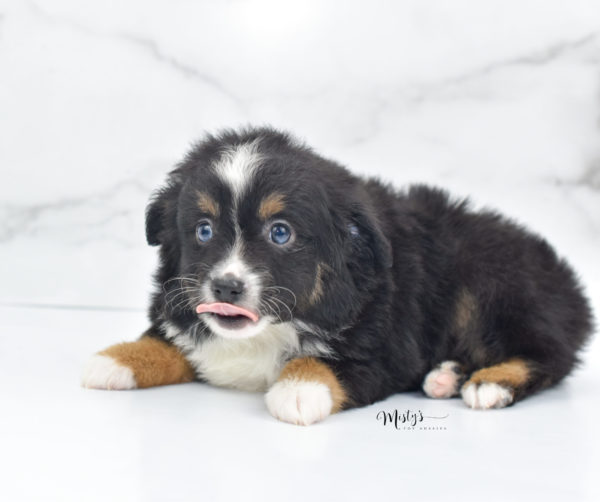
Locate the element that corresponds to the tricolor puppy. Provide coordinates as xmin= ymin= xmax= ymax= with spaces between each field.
xmin=82 ymin=127 xmax=594 ymax=425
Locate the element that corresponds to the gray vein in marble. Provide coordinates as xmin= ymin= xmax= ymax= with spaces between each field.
xmin=447 ymin=33 xmax=598 ymax=86
xmin=549 ymin=145 xmax=600 ymax=192
xmin=406 ymin=32 xmax=600 ymax=104
xmin=0 ymin=177 xmax=150 ymax=245
xmin=558 ymin=185 xmax=600 ymax=236
xmin=577 ymin=162 xmax=600 ymax=191
xmin=341 ymin=33 xmax=600 ymax=147
xmin=26 ymin=0 xmax=243 ymax=107
xmin=114 ymin=32 xmax=243 ymax=106
xmin=555 ymin=161 xmax=600 ymax=192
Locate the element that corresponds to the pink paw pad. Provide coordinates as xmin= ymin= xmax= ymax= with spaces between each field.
xmin=422 ymin=361 xmax=462 ymax=399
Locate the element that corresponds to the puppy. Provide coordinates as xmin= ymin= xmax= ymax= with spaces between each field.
xmin=82 ymin=127 xmax=594 ymax=425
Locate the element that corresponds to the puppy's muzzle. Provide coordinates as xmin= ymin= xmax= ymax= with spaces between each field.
xmin=211 ymin=276 xmax=245 ymax=304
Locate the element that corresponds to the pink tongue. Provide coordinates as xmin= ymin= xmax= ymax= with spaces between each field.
xmin=195 ymin=303 xmax=259 ymax=323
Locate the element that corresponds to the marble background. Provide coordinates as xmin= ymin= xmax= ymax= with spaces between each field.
xmin=2 ymin=2 xmax=600 ymax=501
xmin=2 ymin=0 xmax=599 ymax=312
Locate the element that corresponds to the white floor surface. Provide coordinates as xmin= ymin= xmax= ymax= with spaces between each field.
xmin=0 ymin=305 xmax=598 ymax=502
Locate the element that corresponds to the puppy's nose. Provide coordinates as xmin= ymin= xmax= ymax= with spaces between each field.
xmin=212 ymin=277 xmax=245 ymax=303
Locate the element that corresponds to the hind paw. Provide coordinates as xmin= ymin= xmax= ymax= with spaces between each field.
xmin=423 ymin=361 xmax=462 ymax=398
xmin=461 ymin=382 xmax=513 ymax=409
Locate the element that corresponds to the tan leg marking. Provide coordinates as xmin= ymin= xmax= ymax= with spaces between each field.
xmin=454 ymin=288 xmax=477 ymax=332
xmin=453 ymin=289 xmax=487 ymax=366
xmin=467 ymin=358 xmax=529 ymax=388
xmin=461 ymin=358 xmax=530 ymax=409
xmin=278 ymin=357 xmax=347 ymax=412
xmin=100 ymin=336 xmax=195 ymax=388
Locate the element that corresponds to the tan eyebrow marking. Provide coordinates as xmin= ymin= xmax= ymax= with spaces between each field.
xmin=196 ymin=191 xmax=219 ymax=217
xmin=258 ymin=192 xmax=286 ymax=220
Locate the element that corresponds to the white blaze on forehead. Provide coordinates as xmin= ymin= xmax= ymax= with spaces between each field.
xmin=213 ymin=139 xmax=263 ymax=202
xmin=206 ymin=139 xmax=265 ymax=338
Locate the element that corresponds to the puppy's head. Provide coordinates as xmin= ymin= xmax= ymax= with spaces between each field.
xmin=147 ymin=128 xmax=392 ymax=339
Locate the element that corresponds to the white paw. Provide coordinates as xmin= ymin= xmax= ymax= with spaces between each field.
xmin=423 ymin=361 xmax=461 ymax=398
xmin=81 ymin=354 xmax=137 ymax=390
xmin=461 ymin=382 xmax=513 ymax=409
xmin=265 ymin=379 xmax=333 ymax=426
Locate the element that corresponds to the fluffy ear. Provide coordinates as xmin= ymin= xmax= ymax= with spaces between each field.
xmin=350 ymin=202 xmax=393 ymax=270
xmin=145 ymin=196 xmax=164 ymax=246
xmin=145 ymin=177 xmax=182 ymax=246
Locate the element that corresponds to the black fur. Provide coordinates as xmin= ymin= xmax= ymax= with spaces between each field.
xmin=146 ymin=126 xmax=594 ymax=409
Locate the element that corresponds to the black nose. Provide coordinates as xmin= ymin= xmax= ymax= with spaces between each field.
xmin=212 ymin=277 xmax=245 ymax=303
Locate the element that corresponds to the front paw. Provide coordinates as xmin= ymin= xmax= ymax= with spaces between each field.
xmin=265 ymin=379 xmax=333 ymax=426
xmin=81 ymin=354 xmax=137 ymax=390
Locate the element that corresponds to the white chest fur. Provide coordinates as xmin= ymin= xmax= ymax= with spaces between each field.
xmin=164 ymin=322 xmax=300 ymax=392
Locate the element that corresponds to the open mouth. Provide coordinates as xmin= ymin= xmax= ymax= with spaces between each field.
xmin=195 ymin=302 xmax=259 ymax=330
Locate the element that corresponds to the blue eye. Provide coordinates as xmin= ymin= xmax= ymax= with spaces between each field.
xmin=348 ymin=224 xmax=360 ymax=238
xmin=270 ymin=223 xmax=292 ymax=245
xmin=196 ymin=222 xmax=213 ymax=243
